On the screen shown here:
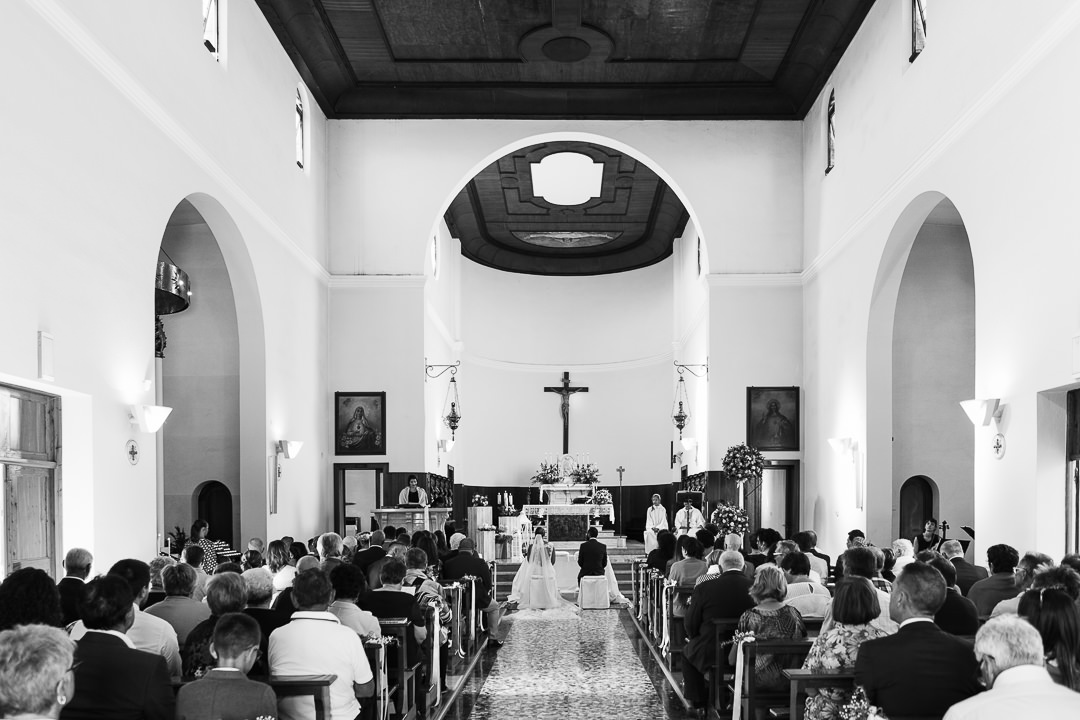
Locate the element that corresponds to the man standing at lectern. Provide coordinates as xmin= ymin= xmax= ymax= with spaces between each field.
xmin=398 ymin=475 xmax=429 ymax=505
xmin=674 ymin=495 xmax=705 ymax=537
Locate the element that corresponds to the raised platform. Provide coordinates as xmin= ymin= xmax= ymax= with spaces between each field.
xmin=549 ymin=530 xmax=628 ymax=550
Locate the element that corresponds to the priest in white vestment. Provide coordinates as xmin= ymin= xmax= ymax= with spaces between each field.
xmin=644 ymin=494 xmax=668 ymax=554
xmin=673 ymin=496 xmax=705 ymax=537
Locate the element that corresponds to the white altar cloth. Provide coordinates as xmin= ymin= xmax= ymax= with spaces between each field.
xmin=523 ymin=503 xmax=615 ymax=523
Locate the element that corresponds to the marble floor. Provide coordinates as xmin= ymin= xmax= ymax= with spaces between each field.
xmin=440 ymin=607 xmax=697 ymax=720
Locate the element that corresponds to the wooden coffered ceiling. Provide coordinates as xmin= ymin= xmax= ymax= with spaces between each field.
xmin=256 ymin=0 xmax=875 ymax=120
xmin=443 ymin=141 xmax=689 ymax=276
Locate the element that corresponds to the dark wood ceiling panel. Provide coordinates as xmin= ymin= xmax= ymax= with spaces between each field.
xmin=444 ymin=141 xmax=689 ymax=275
xmin=257 ymin=0 xmax=874 ymax=119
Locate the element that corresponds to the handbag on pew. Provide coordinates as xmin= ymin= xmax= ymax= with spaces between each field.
xmin=838 ymin=685 xmax=889 ymax=720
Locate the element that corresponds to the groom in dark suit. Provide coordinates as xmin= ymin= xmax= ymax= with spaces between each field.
xmin=578 ymin=526 xmax=607 ymax=582
xmin=855 ymin=562 xmax=982 ymax=717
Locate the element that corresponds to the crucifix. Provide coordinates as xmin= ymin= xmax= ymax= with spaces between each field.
xmin=616 ymin=465 xmax=625 ymax=535
xmin=544 ymin=371 xmax=588 ymax=454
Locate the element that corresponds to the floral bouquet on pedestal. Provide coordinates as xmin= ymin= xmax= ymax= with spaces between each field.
xmin=470 ymin=493 xmax=489 ymax=507
xmin=592 ymin=488 xmax=613 ymax=505
xmin=570 ymin=462 xmax=600 ymax=484
xmin=710 ymin=502 xmax=749 ymax=536
xmin=722 ymin=442 xmax=765 ymax=488
xmin=531 ymin=461 xmax=561 ymax=485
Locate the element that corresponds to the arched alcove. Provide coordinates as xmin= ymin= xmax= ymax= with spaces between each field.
xmin=898 ymin=475 xmax=937 ymax=541
xmin=156 ymin=195 xmax=267 ymax=552
xmin=194 ymin=480 xmax=233 ymax=543
xmin=867 ymin=194 xmax=975 ymax=541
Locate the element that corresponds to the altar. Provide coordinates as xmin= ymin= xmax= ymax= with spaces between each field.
xmin=538 ymin=483 xmax=593 ymax=505
xmin=523 ymin=503 xmax=615 ymax=542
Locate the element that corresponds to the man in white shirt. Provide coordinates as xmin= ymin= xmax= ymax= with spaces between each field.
xmin=644 ymin=494 xmax=668 ymax=553
xmin=673 ymin=495 xmax=705 ymax=537
xmin=944 ymin=615 xmax=1080 ymax=719
xmin=270 ymin=568 xmax=374 ymax=720
xmin=69 ymin=558 xmax=182 ymax=679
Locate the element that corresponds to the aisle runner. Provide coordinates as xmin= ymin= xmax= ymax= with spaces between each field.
xmin=471 ymin=611 xmax=665 ymax=719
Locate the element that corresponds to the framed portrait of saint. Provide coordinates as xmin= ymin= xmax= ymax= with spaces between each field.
xmin=746 ymin=387 xmax=800 ymax=451
xmin=335 ymin=392 xmax=386 ymax=456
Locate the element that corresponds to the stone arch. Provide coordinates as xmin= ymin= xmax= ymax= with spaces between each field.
xmin=867 ymin=192 xmax=975 ymax=542
xmin=192 ymin=480 xmax=234 ymax=544
xmin=898 ymin=475 xmax=938 ymax=542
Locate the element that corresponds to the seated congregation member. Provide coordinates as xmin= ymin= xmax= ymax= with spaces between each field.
xmin=780 ymin=551 xmax=831 ymax=618
xmin=144 ymin=563 xmax=211 ymax=650
xmin=181 ymin=545 xmax=210 ymax=602
xmin=927 ymin=556 xmax=979 ymax=636
xmin=801 ymin=578 xmax=888 ymax=720
xmin=62 ymin=575 xmax=174 ymax=720
xmin=368 ymin=541 xmax=408 ymax=591
xmin=412 ymin=531 xmax=443 ymax=577
xmin=696 ymin=528 xmax=719 ymax=566
xmin=58 ymin=547 xmax=93 ymax=625
xmin=269 ymin=569 xmax=374 ymax=720
xmin=941 ymin=539 xmax=988 ymax=596
xmin=330 ymin=562 xmax=382 ymax=638
xmin=1018 ymin=575 xmax=1080 ymax=690
xmin=866 ymin=546 xmax=892 ymax=592
xmin=266 ymin=539 xmax=296 ymax=603
xmin=144 ymin=556 xmax=174 ymax=610
xmin=0 ymin=624 xmax=76 ymax=719
xmin=820 ymin=547 xmax=897 ymax=635
xmin=990 ymin=551 xmax=1053 ymax=617
xmin=352 ymin=530 xmax=386 ymax=573
xmin=681 ymin=550 xmax=756 ymax=713
xmin=831 ymin=529 xmax=866 ymax=581
xmin=248 ymin=537 xmax=265 ymax=554
xmin=746 ymin=528 xmax=780 ymax=568
xmin=728 ymin=565 xmax=807 ymax=691
xmin=775 ymin=541 xmax=823 ymax=584
xmin=363 ymin=558 xmax=429 ymax=662
xmin=68 ymin=559 xmax=182 ymax=679
xmin=967 ymin=543 xmax=1019 ymax=616
xmin=668 ymin=537 xmax=708 ymax=617
xmin=273 ymin=555 xmax=319 ymax=614
xmin=403 ymin=548 xmax=452 ymax=692
xmin=239 ymin=550 xmax=264 ymax=571
xmin=793 ymin=531 xmax=829 ymax=581
xmin=943 ymin=615 xmax=1080 ymax=719
xmin=441 ymin=538 xmax=506 ymax=643
xmin=175 ymin=613 xmax=277 ymax=720
xmin=183 ymin=572 xmax=247 ymax=678
xmin=854 ymin=563 xmax=981 ymax=718
xmin=666 ymin=534 xmax=693 ymax=576
xmin=646 ymin=530 xmax=675 ymax=574
xmin=318 ymin=531 xmax=344 ymax=561
xmin=242 ymin=567 xmax=291 ymax=677
xmin=890 ymin=538 xmax=915 ymax=576
xmin=0 ymin=567 xmax=64 ymax=631
xmin=342 ymin=534 xmax=357 ymax=562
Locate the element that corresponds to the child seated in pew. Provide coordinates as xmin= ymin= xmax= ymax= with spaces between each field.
xmin=176 ymin=613 xmax=278 ymax=720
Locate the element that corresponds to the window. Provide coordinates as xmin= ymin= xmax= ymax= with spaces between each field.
xmin=202 ymin=0 xmax=219 ymax=59
xmin=910 ymin=0 xmax=927 ymax=62
xmin=295 ymin=89 xmax=305 ymax=169
xmin=826 ymin=90 xmax=836 ymax=175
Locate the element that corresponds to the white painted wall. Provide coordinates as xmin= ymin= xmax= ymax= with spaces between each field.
xmin=0 ymin=1 xmax=329 ymax=573
xmin=802 ymin=0 xmax=1080 ymax=560
xmin=892 ymin=221 xmax=975 ymax=539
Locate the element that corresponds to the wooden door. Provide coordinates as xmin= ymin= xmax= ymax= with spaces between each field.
xmin=4 ymin=464 xmax=55 ymax=574
xmin=743 ymin=461 xmax=800 ymax=539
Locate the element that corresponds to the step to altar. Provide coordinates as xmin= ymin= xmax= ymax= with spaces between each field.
xmin=549 ymin=530 xmax=628 ymax=550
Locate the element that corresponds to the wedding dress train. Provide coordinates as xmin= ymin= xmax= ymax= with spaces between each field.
xmin=508 ymin=534 xmax=579 ymax=617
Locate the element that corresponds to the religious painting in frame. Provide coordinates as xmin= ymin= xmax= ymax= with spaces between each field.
xmin=746 ymin=387 xmax=800 ymax=451
xmin=335 ymin=392 xmax=386 ymax=456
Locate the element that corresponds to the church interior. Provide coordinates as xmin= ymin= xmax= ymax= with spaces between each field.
xmin=4 ymin=0 xmax=1080 ymax=718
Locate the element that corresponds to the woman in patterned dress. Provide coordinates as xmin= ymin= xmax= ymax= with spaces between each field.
xmin=187 ymin=519 xmax=218 ymax=574
xmin=802 ymin=577 xmax=889 ymax=719
xmin=730 ymin=564 xmax=807 ymax=690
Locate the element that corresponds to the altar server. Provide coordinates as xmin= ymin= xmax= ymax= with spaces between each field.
xmin=644 ymin=494 xmax=669 ymax=553
xmin=674 ymin=495 xmax=705 ymax=537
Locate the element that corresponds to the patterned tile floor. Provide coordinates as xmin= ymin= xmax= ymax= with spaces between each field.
xmin=441 ymin=608 xmax=696 ymax=720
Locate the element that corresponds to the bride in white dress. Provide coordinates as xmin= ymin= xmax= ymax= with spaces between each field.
xmin=508 ymin=530 xmax=578 ymax=614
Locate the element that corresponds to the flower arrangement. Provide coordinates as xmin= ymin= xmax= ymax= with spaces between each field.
xmin=710 ymin=501 xmax=749 ymax=536
xmin=722 ymin=442 xmax=765 ymax=487
xmin=592 ymin=488 xmax=613 ymax=505
xmin=569 ymin=462 xmax=601 ymax=484
xmin=531 ymin=461 xmax=562 ymax=485
xmin=470 ymin=493 xmax=489 ymax=507
xmin=839 ymin=686 xmax=888 ymax=719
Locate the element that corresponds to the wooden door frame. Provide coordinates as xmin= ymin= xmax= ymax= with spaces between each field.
xmin=743 ymin=460 xmax=801 ymax=538
xmin=332 ymin=463 xmax=389 ymax=536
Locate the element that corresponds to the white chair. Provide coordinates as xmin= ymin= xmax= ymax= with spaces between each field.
xmin=579 ymin=575 xmax=609 ymax=609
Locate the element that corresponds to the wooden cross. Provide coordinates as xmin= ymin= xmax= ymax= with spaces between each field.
xmin=544 ymin=371 xmax=588 ymax=454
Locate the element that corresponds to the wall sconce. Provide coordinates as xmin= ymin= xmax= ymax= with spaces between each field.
xmin=827 ymin=436 xmax=856 ymax=458
xmin=960 ymin=398 xmax=1003 ymax=426
xmin=672 ymin=437 xmax=698 ymax=466
xmin=437 ymin=438 xmax=455 ymax=453
xmin=129 ymin=404 xmax=172 ymax=433
xmin=277 ymin=440 xmax=303 ymax=459
xmin=828 ymin=436 xmax=863 ymax=509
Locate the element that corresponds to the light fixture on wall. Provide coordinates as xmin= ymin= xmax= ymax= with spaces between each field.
xmin=426 ymin=360 xmax=462 ymax=440
xmin=827 ymin=436 xmax=856 ymax=458
xmin=959 ymin=398 xmax=1003 ymax=426
xmin=129 ymin=404 xmax=173 ymax=433
xmin=671 ymin=360 xmax=707 ymax=439
xmin=276 ymin=440 xmax=303 ymax=459
xmin=155 ymin=252 xmax=192 ymax=359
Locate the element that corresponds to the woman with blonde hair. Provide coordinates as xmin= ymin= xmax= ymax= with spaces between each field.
xmin=0 ymin=624 xmax=76 ymax=719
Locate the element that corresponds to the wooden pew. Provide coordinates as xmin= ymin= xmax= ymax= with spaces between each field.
xmin=728 ymin=639 xmax=814 ymax=720
xmin=379 ymin=618 xmax=419 ymax=720
xmin=781 ymin=667 xmax=856 ymax=720
xmin=268 ymin=675 xmax=336 ymax=720
xmin=709 ymin=618 xmax=741 ymax=713
xmin=365 ymin=640 xmax=390 ymax=720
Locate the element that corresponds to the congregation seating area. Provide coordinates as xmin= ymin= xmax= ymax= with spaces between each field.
xmin=0 ymin=528 xmax=504 ymax=720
